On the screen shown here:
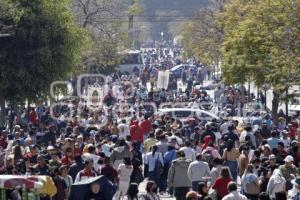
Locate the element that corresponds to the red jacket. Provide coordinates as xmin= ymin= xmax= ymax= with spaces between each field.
xmin=130 ymin=121 xmax=143 ymax=143
xmin=29 ymin=111 xmax=38 ymax=125
xmin=61 ymin=155 xmax=72 ymax=166
xmin=140 ymin=119 xmax=152 ymax=136
xmin=0 ymin=136 xmax=7 ymax=149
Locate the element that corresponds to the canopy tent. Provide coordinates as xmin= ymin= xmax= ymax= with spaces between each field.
xmin=0 ymin=175 xmax=56 ymax=199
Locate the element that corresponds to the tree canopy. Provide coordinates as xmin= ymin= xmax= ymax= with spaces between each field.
xmin=71 ymin=0 xmax=131 ymax=74
xmin=221 ymin=0 xmax=300 ymax=88
xmin=181 ymin=0 xmax=225 ymax=67
xmin=220 ymin=0 xmax=300 ymax=120
xmin=182 ymin=0 xmax=300 ymax=120
xmin=0 ymin=0 xmax=88 ymax=103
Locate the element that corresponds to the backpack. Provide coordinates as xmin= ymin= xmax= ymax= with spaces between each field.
xmin=154 ymin=153 xmax=163 ymax=175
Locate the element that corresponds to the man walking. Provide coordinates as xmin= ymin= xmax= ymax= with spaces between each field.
xmin=187 ymin=153 xmax=211 ymax=191
xmin=167 ymin=151 xmax=192 ymax=200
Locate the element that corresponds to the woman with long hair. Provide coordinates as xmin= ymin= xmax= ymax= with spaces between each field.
xmin=130 ymin=141 xmax=144 ymax=185
xmin=197 ymin=182 xmax=208 ymax=200
xmin=144 ymin=145 xmax=164 ymax=188
xmin=222 ymin=140 xmax=239 ymax=181
xmin=114 ymin=157 xmax=133 ymax=200
xmin=211 ymin=167 xmax=232 ymax=200
xmin=140 ymin=181 xmax=160 ymax=200
xmin=13 ymin=145 xmax=23 ymax=165
xmin=241 ymin=164 xmax=260 ymax=200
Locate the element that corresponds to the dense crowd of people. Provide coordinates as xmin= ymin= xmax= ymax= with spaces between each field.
xmin=0 ymin=48 xmax=300 ymax=200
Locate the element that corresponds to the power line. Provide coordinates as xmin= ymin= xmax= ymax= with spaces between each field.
xmin=83 ymin=16 xmax=199 ymax=23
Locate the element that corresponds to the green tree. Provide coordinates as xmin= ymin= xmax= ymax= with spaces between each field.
xmin=0 ymin=0 xmax=88 ymax=125
xmin=72 ymin=0 xmax=130 ymax=73
xmin=221 ymin=0 xmax=300 ymax=121
xmin=0 ymin=0 xmax=22 ymax=35
xmin=181 ymin=0 xmax=225 ymax=69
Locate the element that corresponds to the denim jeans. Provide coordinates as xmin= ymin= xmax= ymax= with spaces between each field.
xmin=224 ymin=160 xmax=238 ymax=181
xmin=148 ymin=171 xmax=159 ymax=186
xmin=174 ymin=187 xmax=190 ymax=200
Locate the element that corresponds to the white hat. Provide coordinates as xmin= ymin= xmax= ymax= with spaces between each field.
xmin=47 ymin=146 xmax=55 ymax=151
xmin=284 ymin=155 xmax=294 ymax=162
xmin=269 ymin=154 xmax=276 ymax=160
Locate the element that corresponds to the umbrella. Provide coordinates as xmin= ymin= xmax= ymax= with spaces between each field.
xmin=69 ymin=176 xmax=117 ymax=200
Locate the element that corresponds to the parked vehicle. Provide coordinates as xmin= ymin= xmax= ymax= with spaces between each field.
xmin=170 ymin=64 xmax=197 ymax=78
xmin=158 ymin=107 xmax=220 ymax=123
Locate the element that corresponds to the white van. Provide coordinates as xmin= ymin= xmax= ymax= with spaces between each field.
xmin=288 ymin=93 xmax=300 ymax=116
xmin=158 ymin=107 xmax=220 ymax=122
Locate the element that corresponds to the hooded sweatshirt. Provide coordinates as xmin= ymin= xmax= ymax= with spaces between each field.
xmin=267 ymin=169 xmax=286 ymax=199
xmin=167 ymin=157 xmax=192 ymax=188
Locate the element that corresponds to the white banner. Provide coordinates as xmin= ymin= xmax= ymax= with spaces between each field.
xmin=87 ymin=85 xmax=103 ymax=110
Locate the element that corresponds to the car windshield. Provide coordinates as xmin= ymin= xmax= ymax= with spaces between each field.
xmin=173 ymin=111 xmax=193 ymax=118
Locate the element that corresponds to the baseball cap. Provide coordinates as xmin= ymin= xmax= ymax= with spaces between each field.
xmin=269 ymin=154 xmax=276 ymax=160
xmin=284 ymin=155 xmax=294 ymax=162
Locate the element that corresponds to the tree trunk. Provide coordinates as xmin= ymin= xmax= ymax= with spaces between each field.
xmin=248 ymin=81 xmax=251 ymax=103
xmin=0 ymin=96 xmax=5 ymax=127
xmin=285 ymin=88 xmax=289 ymax=119
xmin=272 ymin=91 xmax=280 ymax=125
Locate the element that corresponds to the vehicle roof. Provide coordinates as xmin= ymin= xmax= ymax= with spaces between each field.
xmin=158 ymin=107 xmax=219 ymax=118
xmin=171 ymin=64 xmax=196 ymax=71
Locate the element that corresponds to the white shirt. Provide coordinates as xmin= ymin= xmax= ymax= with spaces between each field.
xmin=118 ymin=164 xmax=133 ymax=182
xmin=118 ymin=123 xmax=130 ymax=138
xmin=281 ymin=137 xmax=291 ymax=149
xmin=220 ymin=122 xmax=230 ymax=134
xmin=267 ymin=171 xmax=286 ymax=199
xmin=222 ymin=191 xmax=247 ymax=200
xmin=179 ymin=147 xmax=196 ymax=161
xmin=144 ymin=152 xmax=164 ymax=172
xmin=187 ymin=160 xmax=210 ymax=182
xmin=240 ymin=131 xmax=256 ymax=147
